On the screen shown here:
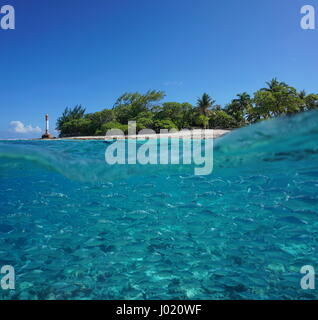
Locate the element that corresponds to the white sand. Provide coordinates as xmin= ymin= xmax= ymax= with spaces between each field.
xmin=60 ymin=129 xmax=230 ymax=141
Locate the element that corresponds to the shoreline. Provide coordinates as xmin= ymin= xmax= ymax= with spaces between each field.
xmin=49 ymin=129 xmax=230 ymax=141
xmin=0 ymin=129 xmax=231 ymax=141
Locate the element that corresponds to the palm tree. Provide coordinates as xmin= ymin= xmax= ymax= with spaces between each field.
xmin=196 ymin=93 xmax=215 ymax=117
xmin=298 ymin=90 xmax=307 ymax=100
xmin=233 ymin=92 xmax=251 ymax=110
xmin=261 ymin=78 xmax=287 ymax=92
xmin=298 ymin=90 xmax=307 ymax=112
xmin=226 ymin=92 xmax=251 ymax=124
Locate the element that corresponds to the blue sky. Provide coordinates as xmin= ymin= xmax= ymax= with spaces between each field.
xmin=0 ymin=0 xmax=317 ymax=138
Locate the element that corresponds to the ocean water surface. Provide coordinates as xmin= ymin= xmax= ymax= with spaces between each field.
xmin=0 ymin=111 xmax=318 ymax=300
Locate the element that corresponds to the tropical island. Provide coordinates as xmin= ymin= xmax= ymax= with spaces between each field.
xmin=55 ymin=78 xmax=318 ymax=138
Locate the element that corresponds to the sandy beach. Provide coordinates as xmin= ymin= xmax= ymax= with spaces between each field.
xmin=56 ymin=129 xmax=231 ymax=141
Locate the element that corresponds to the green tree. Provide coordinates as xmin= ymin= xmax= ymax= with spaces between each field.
xmin=96 ymin=121 xmax=128 ymax=135
xmin=135 ymin=111 xmax=154 ymax=131
xmin=297 ymin=90 xmax=318 ymax=111
xmin=56 ymin=105 xmax=86 ymax=132
xmin=152 ymin=119 xmax=178 ymax=132
xmin=195 ymin=115 xmax=209 ymax=129
xmin=250 ymin=79 xmax=303 ymax=122
xmin=226 ymin=92 xmax=252 ymax=124
xmin=55 ymin=81 xmax=317 ymax=137
xmin=196 ymin=93 xmax=215 ymax=117
xmin=85 ymin=109 xmax=115 ymax=135
xmin=304 ymin=94 xmax=318 ymax=110
xmin=154 ymin=102 xmax=194 ymax=129
xmin=60 ymin=118 xmax=92 ymax=137
xmin=209 ymin=110 xmax=237 ymax=129
xmin=113 ymin=90 xmax=165 ymax=124
xmin=261 ymin=78 xmax=288 ymax=92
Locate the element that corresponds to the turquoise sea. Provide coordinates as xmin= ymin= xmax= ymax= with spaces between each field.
xmin=0 ymin=110 xmax=318 ymax=300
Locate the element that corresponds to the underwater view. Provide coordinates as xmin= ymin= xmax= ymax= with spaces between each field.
xmin=0 ymin=110 xmax=317 ymax=300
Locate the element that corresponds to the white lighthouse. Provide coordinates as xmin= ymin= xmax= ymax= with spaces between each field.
xmin=45 ymin=114 xmax=49 ymax=135
xmin=42 ymin=114 xmax=54 ymax=139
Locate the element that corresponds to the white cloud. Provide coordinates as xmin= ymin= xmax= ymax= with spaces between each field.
xmin=10 ymin=121 xmax=42 ymax=134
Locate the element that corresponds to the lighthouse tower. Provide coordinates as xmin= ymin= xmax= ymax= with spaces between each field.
xmin=41 ymin=114 xmax=54 ymax=139
xmin=45 ymin=114 xmax=49 ymax=135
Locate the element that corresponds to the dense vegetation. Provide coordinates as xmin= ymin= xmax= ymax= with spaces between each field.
xmin=56 ymin=79 xmax=318 ymax=137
